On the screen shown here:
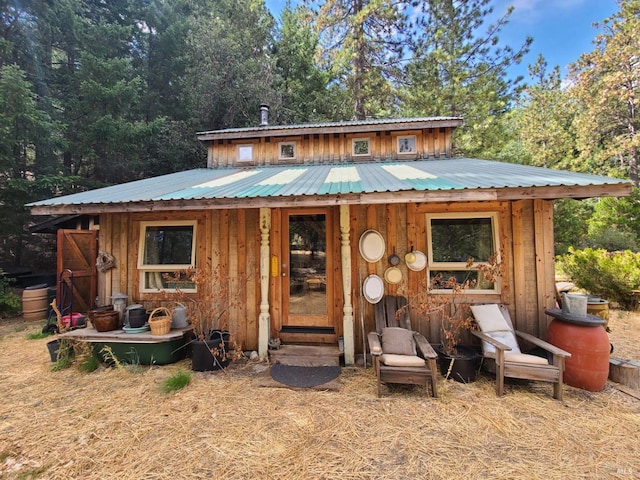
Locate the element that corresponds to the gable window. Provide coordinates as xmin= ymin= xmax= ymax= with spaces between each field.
xmin=279 ymin=142 xmax=296 ymax=160
xmin=352 ymin=138 xmax=370 ymax=156
xmin=138 ymin=220 xmax=197 ymax=292
xmin=238 ymin=145 xmax=253 ymax=162
xmin=398 ymin=135 xmax=417 ymax=154
xmin=426 ymin=213 xmax=499 ymax=293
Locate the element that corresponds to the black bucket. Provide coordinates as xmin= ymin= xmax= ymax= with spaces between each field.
xmin=191 ymin=331 xmax=231 ymax=371
xmin=128 ymin=308 xmax=149 ymax=328
xmin=47 ymin=339 xmax=60 ymax=362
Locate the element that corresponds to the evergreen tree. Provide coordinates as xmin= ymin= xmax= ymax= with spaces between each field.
xmin=401 ymin=0 xmax=531 ymax=157
xmin=568 ymin=0 xmax=639 ymax=186
xmin=272 ymin=3 xmax=349 ymax=123
xmin=514 ymin=55 xmax=577 ymax=169
xmin=305 ymin=0 xmax=406 ymax=119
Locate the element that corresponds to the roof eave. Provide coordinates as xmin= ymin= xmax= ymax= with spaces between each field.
xmin=28 ymin=183 xmax=632 ymax=216
xmin=196 ymin=118 xmax=464 ymax=141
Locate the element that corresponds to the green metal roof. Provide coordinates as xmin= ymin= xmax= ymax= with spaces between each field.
xmin=28 ymin=158 xmax=632 ymax=214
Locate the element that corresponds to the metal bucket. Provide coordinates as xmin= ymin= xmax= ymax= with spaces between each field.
xmin=171 ymin=302 xmax=189 ymax=328
xmin=562 ymin=293 xmax=588 ymax=316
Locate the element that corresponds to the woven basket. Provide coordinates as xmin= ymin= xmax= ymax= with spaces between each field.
xmin=149 ymin=307 xmax=172 ymax=335
xmin=92 ymin=311 xmax=120 ymax=332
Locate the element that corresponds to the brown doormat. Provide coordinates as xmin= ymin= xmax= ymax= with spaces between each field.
xmin=270 ymin=364 xmax=341 ymax=388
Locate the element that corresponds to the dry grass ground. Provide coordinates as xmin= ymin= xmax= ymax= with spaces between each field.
xmin=0 ymin=310 xmax=639 ymax=479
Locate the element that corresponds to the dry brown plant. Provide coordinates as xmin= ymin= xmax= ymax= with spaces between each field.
xmin=162 ymin=259 xmax=247 ymax=365
xmin=404 ymin=252 xmax=503 ymax=357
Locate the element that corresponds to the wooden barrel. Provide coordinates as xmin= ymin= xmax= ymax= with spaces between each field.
xmin=547 ymin=319 xmax=610 ymax=391
xmin=22 ymin=285 xmax=49 ymax=321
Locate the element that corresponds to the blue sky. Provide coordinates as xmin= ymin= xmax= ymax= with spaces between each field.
xmin=265 ymin=0 xmax=620 ymax=81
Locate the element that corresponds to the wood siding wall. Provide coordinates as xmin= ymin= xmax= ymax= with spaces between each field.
xmin=98 ymin=209 xmax=262 ymax=351
xmin=97 ymin=199 xmax=556 ymax=353
xmin=349 ymin=199 xmax=557 ymax=353
xmin=207 ymin=128 xmax=454 ymax=168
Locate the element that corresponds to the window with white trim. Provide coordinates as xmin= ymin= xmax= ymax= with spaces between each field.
xmin=138 ymin=220 xmax=197 ymax=292
xmin=352 ymin=138 xmax=370 ymax=156
xmin=397 ymin=135 xmax=417 ymax=154
xmin=279 ymin=142 xmax=296 ymax=160
xmin=426 ymin=213 xmax=499 ymax=293
xmin=238 ymin=144 xmax=253 ymax=162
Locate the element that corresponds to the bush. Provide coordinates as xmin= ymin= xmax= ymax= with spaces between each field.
xmin=585 ymin=228 xmax=638 ymax=251
xmin=0 ymin=273 xmax=21 ymax=315
xmin=557 ymin=247 xmax=640 ymax=309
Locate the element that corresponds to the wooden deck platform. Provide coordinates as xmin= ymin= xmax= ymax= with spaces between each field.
xmin=59 ymin=326 xmax=192 ymax=343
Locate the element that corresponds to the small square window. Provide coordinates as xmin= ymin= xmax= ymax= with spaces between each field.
xmin=279 ymin=142 xmax=296 ymax=160
xmin=238 ymin=145 xmax=253 ymax=162
xmin=138 ymin=220 xmax=197 ymax=292
xmin=398 ymin=135 xmax=416 ymax=154
xmin=352 ymin=138 xmax=370 ymax=156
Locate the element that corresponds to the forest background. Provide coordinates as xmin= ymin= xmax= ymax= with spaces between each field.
xmin=0 ymin=0 xmax=638 ymax=275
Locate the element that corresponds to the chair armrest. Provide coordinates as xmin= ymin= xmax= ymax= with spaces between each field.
xmin=413 ymin=332 xmax=438 ymax=359
xmin=471 ymin=330 xmax=512 ymax=351
xmin=368 ymin=332 xmax=383 ymax=356
xmin=515 ymin=330 xmax=571 ymax=357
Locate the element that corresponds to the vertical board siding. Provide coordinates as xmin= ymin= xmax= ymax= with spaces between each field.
xmin=208 ymin=128 xmax=453 ymax=167
xmin=98 ymin=195 xmax=554 ymax=355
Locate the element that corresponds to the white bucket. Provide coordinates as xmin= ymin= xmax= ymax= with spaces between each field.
xmin=562 ymin=293 xmax=588 ymax=316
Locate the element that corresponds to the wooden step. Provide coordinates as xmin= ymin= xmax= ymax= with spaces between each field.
xmin=269 ymin=345 xmax=342 ymax=367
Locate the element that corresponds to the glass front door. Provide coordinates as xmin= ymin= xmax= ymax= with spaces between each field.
xmin=282 ymin=209 xmax=333 ymax=328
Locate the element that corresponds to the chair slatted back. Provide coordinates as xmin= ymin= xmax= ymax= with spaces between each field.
xmin=374 ymin=295 xmax=411 ymax=333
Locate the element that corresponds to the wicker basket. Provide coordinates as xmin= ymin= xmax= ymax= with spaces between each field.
xmin=92 ymin=311 xmax=120 ymax=332
xmin=149 ymin=307 xmax=172 ymax=335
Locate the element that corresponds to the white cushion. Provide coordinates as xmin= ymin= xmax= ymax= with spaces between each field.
xmin=382 ymin=327 xmax=417 ymax=356
xmin=380 ymin=354 xmax=426 ymax=367
xmin=471 ymin=304 xmax=511 ymax=333
xmin=505 ymin=353 xmax=550 ymax=365
xmin=481 ymin=331 xmax=521 ymax=355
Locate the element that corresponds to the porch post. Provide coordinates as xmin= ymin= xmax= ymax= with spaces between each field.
xmin=340 ymin=204 xmax=355 ymax=365
xmin=258 ymin=208 xmax=271 ymax=360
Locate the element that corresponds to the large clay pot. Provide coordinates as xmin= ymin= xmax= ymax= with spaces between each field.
xmin=547 ymin=319 xmax=610 ymax=391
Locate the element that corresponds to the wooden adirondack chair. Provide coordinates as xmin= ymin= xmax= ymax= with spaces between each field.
xmin=470 ymin=304 xmax=571 ymax=400
xmin=367 ymin=295 xmax=438 ymax=397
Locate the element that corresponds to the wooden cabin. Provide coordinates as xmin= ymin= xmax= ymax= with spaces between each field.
xmin=29 ymin=111 xmax=632 ymax=364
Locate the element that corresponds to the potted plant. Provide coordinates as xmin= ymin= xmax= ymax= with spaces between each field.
xmin=406 ymin=254 xmax=502 ymax=382
xmin=163 ymin=261 xmax=245 ymax=371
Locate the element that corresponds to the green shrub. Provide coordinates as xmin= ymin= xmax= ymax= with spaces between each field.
xmin=585 ymin=228 xmax=638 ymax=251
xmin=78 ymin=354 xmax=100 ymax=373
xmin=161 ymin=370 xmax=191 ymax=393
xmin=0 ymin=273 xmax=21 ymax=314
xmin=557 ymin=247 xmax=640 ymax=309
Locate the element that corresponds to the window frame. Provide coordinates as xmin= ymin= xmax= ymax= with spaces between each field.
xmin=425 ymin=212 xmax=500 ymax=294
xmin=352 ymin=137 xmax=371 ymax=157
xmin=278 ymin=141 xmax=296 ymax=160
xmin=397 ymin=135 xmax=417 ymax=154
xmin=237 ymin=144 xmax=253 ymax=162
xmin=138 ymin=220 xmax=197 ymax=293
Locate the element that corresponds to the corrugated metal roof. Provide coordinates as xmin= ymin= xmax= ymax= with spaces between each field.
xmin=28 ymin=158 xmax=630 ymax=210
xmin=196 ymin=116 xmax=464 ymax=139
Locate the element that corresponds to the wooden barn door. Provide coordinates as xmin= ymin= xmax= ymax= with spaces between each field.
xmin=57 ymin=229 xmax=98 ymax=314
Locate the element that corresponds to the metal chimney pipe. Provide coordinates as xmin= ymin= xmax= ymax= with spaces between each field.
xmin=259 ymin=104 xmax=269 ymax=126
